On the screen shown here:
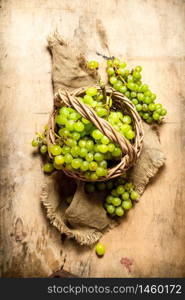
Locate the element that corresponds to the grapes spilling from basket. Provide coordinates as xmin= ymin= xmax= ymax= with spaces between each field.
xmin=85 ymin=174 xmax=139 ymax=217
xmin=88 ymin=58 xmax=167 ymax=123
xmin=32 ymin=86 xmax=136 ymax=179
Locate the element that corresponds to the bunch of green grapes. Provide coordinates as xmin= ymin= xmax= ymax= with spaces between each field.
xmin=85 ymin=174 xmax=139 ymax=217
xmin=106 ymin=58 xmax=167 ymax=123
xmin=32 ymin=86 xmax=136 ymax=180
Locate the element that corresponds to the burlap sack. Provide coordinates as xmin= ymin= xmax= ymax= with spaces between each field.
xmin=41 ymin=32 xmax=166 ymax=245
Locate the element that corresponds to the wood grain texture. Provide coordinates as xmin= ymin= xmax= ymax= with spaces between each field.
xmin=0 ymin=0 xmax=185 ymax=277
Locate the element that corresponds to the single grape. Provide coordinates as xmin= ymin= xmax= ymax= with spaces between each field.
xmin=136 ymin=104 xmax=142 ymax=111
xmin=135 ymin=65 xmax=142 ymax=72
xmin=143 ymin=113 xmax=149 ymax=120
xmin=132 ymin=98 xmax=138 ymax=105
xmin=106 ymin=205 xmax=115 ymax=214
xmin=58 ymin=128 xmax=70 ymax=138
xmin=125 ymin=91 xmax=131 ymax=98
xmin=79 ymin=148 xmax=88 ymax=158
xmin=71 ymin=158 xmax=82 ymax=169
xmin=99 ymin=160 xmax=107 ymax=169
xmin=87 ymin=60 xmax=99 ymax=69
xmin=130 ymin=190 xmax=139 ymax=200
xmin=109 ymin=76 xmax=118 ymax=85
xmin=89 ymin=161 xmax=98 ymax=171
xmin=90 ymin=172 xmax=98 ymax=181
xmin=61 ymin=146 xmax=71 ymax=155
xmin=122 ymin=200 xmax=132 ymax=210
xmin=74 ymin=121 xmax=85 ymax=132
xmin=106 ymin=195 xmax=114 ymax=204
xmin=96 ymin=107 xmax=108 ymax=117
xmin=69 ymin=112 xmax=81 ymax=121
xmin=65 ymin=138 xmax=77 ymax=147
xmin=122 ymin=115 xmax=132 ymax=124
xmin=120 ymin=62 xmax=127 ymax=68
xmin=127 ymin=82 xmax=135 ymax=91
xmin=86 ymin=87 xmax=98 ymax=96
xmin=98 ymin=144 xmax=108 ymax=153
xmin=141 ymin=84 xmax=148 ymax=92
xmin=144 ymin=90 xmax=152 ymax=97
xmin=94 ymin=152 xmax=104 ymax=162
xmin=55 ymin=114 xmax=67 ymax=126
xmin=112 ymin=147 xmax=122 ymax=157
xmin=133 ymin=71 xmax=141 ymax=80
xmin=95 ymin=243 xmax=105 ymax=256
xmin=108 ymin=143 xmax=115 ymax=152
xmin=115 ymin=206 xmax=124 ymax=216
xmin=111 ymin=197 xmax=121 ymax=206
xmin=125 ymin=129 xmax=135 ymax=140
xmin=107 ymin=67 xmax=115 ymax=76
xmin=49 ymin=145 xmax=62 ymax=156
xmin=148 ymin=103 xmax=156 ymax=111
xmin=96 ymin=167 xmax=106 ymax=177
xmin=80 ymin=161 xmax=89 ymax=171
xmin=32 ymin=139 xmax=39 ymax=147
xmin=150 ymin=93 xmax=156 ymax=101
xmin=119 ymin=85 xmax=127 ymax=94
xmin=111 ymin=189 xmax=118 ymax=196
xmin=59 ymin=106 xmax=70 ymax=117
xmin=131 ymin=91 xmax=137 ymax=98
xmin=142 ymin=104 xmax=148 ymax=112
xmin=64 ymin=153 xmax=73 ymax=164
xmin=153 ymin=112 xmax=160 ymax=121
xmin=160 ymin=108 xmax=167 ymax=116
xmin=43 ymin=163 xmax=54 ymax=173
xmin=86 ymin=153 xmax=94 ymax=162
xmin=92 ymin=129 xmax=103 ymax=140
xmin=116 ymin=185 xmax=125 ymax=195
xmin=137 ymin=93 xmax=144 ymax=101
xmin=54 ymin=155 xmax=65 ymax=165
xmin=122 ymin=192 xmax=130 ymax=201
xmin=53 ymin=162 xmax=63 ymax=170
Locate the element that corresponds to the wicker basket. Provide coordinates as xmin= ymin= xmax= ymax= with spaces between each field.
xmin=47 ymin=86 xmax=144 ymax=181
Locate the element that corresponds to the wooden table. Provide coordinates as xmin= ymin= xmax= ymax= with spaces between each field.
xmin=0 ymin=0 xmax=185 ymax=277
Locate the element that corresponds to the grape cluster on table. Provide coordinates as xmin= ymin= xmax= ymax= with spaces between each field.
xmin=32 ymin=86 xmax=136 ymax=180
xmin=85 ymin=174 xmax=138 ymax=217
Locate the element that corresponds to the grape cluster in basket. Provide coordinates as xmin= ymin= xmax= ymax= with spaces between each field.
xmin=32 ymin=86 xmax=136 ymax=180
xmin=85 ymin=174 xmax=138 ymax=217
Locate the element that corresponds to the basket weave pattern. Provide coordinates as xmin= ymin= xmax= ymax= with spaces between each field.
xmin=47 ymin=86 xmax=144 ymax=181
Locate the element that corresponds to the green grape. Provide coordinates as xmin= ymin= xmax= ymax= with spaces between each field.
xmin=109 ymin=76 xmax=118 ymax=85
xmin=86 ymin=87 xmax=98 ymax=96
xmin=122 ymin=192 xmax=130 ymax=201
xmin=61 ymin=146 xmax=71 ymax=155
xmin=137 ymin=93 xmax=144 ymax=101
xmin=148 ymin=103 xmax=156 ymax=111
xmin=132 ymin=98 xmax=138 ymax=105
xmin=87 ymin=60 xmax=99 ymax=69
xmin=150 ymin=93 xmax=156 ymax=101
xmin=117 ymin=68 xmax=125 ymax=76
xmin=106 ymin=195 xmax=114 ymax=204
xmin=120 ymin=62 xmax=127 ymax=68
xmin=122 ymin=200 xmax=132 ymax=210
xmin=92 ymin=129 xmax=103 ymax=140
xmin=74 ymin=121 xmax=85 ymax=132
xmin=107 ymin=67 xmax=115 ymax=76
xmin=71 ymin=158 xmax=82 ymax=169
xmin=69 ymin=112 xmax=81 ymax=121
xmin=95 ymin=243 xmax=105 ymax=256
xmin=98 ymin=144 xmax=108 ymax=153
xmin=130 ymin=190 xmax=139 ymax=200
xmin=113 ymin=81 xmax=122 ymax=91
xmin=153 ymin=111 xmax=160 ymax=120
xmin=131 ymin=91 xmax=137 ymax=98
xmin=125 ymin=91 xmax=130 ymax=98
xmin=136 ymin=104 xmax=142 ymax=111
xmin=96 ymin=182 xmax=106 ymax=191
xmin=101 ymin=136 xmax=110 ymax=145
xmin=64 ymin=153 xmax=73 ymax=164
xmin=59 ymin=106 xmax=70 ymax=117
xmin=112 ymin=147 xmax=122 ymax=157
xmin=106 ymin=181 xmax=114 ymax=190
xmin=144 ymin=90 xmax=152 ymax=97
xmin=96 ymin=167 xmax=106 ymax=177
xmin=146 ymin=117 xmax=153 ymax=123
xmin=66 ymin=120 xmax=75 ymax=131
xmin=43 ymin=163 xmax=54 ymax=173
xmin=127 ymin=75 xmax=133 ymax=82
xmin=90 ymin=172 xmax=98 ymax=181
xmin=123 ymin=69 xmax=130 ymax=76
xmin=113 ymin=57 xmax=120 ymax=66
xmin=40 ymin=145 xmax=48 ymax=154
xmin=106 ymin=205 xmax=115 ymax=214
xmin=86 ymin=153 xmax=94 ymax=162
xmin=108 ymin=143 xmax=115 ymax=152
xmin=133 ymin=71 xmax=141 ymax=80
xmin=116 ymin=185 xmax=125 ymax=195
xmin=99 ymin=160 xmax=107 ymax=169
xmin=32 ymin=139 xmax=39 ymax=147
xmin=135 ymin=65 xmax=142 ymax=72
xmin=85 ymin=171 xmax=92 ymax=179
xmin=119 ymin=85 xmax=127 ymax=94
xmin=127 ymin=82 xmax=135 ymax=91
xmin=111 ymin=197 xmax=121 ymax=206
xmin=115 ymin=206 xmax=124 ymax=216
xmin=49 ymin=145 xmax=62 ymax=156
xmin=122 ymin=115 xmax=132 ymax=124
xmin=85 ymin=183 xmax=95 ymax=193
xmin=89 ymin=161 xmax=98 ymax=171
xmin=54 ymin=155 xmax=65 ymax=165
xmin=58 ymin=128 xmax=70 ymax=138
xmin=141 ymin=84 xmax=148 ymax=92
xmin=160 ymin=108 xmax=167 ymax=116
xmin=80 ymin=161 xmax=89 ymax=171
xmin=86 ymin=140 xmax=94 ymax=151
xmin=143 ymin=113 xmax=149 ymax=120
xmin=155 ymin=103 xmax=162 ymax=110
xmin=55 ymin=114 xmax=67 ymax=125
xmin=53 ymin=162 xmax=63 ymax=170
xmin=96 ymin=107 xmax=108 ymax=117
xmin=72 ymin=132 xmax=81 ymax=140
xmin=125 ymin=129 xmax=135 ymax=140
xmin=78 ymin=139 xmax=87 ymax=148
xmin=121 ymin=124 xmax=131 ymax=133
xmin=142 ymin=104 xmax=148 ymax=112
xmin=65 ymin=138 xmax=77 ymax=147
xmin=79 ymin=148 xmax=88 ymax=158
xmin=107 ymin=59 xmax=113 ymax=67
xmin=144 ymin=96 xmax=152 ymax=104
